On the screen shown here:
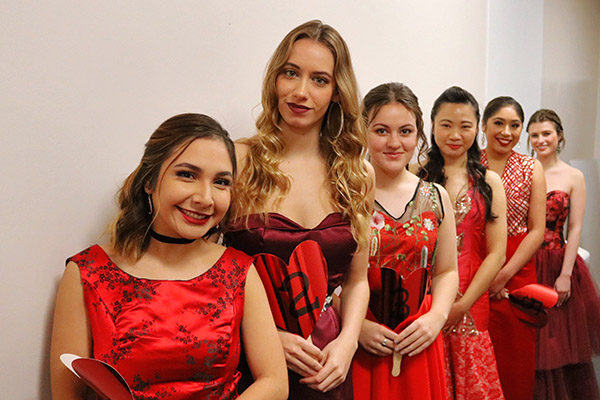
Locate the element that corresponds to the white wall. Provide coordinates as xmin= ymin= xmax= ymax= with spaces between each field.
xmin=1 ymin=1 xmax=489 ymax=398
xmin=540 ymin=0 xmax=600 ymax=279
xmin=486 ymin=0 xmax=544 ymax=152
xmin=3 ymin=1 xmax=598 ymax=398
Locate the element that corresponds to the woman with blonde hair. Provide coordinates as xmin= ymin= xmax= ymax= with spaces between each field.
xmin=226 ymin=20 xmax=374 ymax=399
xmin=528 ymin=109 xmax=600 ymax=400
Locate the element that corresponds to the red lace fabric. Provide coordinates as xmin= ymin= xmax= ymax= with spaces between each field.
xmin=481 ymin=150 xmax=535 ymax=236
xmin=68 ymin=245 xmax=251 ymax=400
xmin=352 ymin=181 xmax=449 ymax=400
xmin=534 ymin=190 xmax=600 ymax=400
xmin=443 ymin=187 xmax=504 ymax=400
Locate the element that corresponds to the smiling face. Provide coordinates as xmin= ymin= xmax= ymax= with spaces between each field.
xmin=147 ymin=137 xmax=233 ymax=240
xmin=529 ymin=121 xmax=560 ymax=156
xmin=482 ymin=106 xmax=523 ymax=155
xmin=275 ymin=38 xmax=336 ymax=134
xmin=367 ymin=102 xmax=418 ymax=174
xmin=432 ymin=102 xmax=478 ymax=160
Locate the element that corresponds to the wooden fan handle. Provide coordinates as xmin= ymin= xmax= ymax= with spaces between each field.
xmin=392 ymin=352 xmax=402 ymax=377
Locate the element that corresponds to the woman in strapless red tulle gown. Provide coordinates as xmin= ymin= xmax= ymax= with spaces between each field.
xmin=528 ymin=109 xmax=600 ymax=400
xmin=226 ymin=20 xmax=374 ymax=400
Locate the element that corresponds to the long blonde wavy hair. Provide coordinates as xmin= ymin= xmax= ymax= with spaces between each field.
xmin=230 ymin=20 xmax=371 ymax=248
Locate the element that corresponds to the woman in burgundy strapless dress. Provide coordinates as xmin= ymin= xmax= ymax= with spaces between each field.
xmin=226 ymin=20 xmax=374 ymax=400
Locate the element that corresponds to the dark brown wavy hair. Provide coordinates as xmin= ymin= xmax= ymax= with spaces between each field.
xmin=109 ymin=113 xmax=235 ymax=259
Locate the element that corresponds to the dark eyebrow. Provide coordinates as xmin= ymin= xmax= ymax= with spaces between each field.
xmin=174 ymin=163 xmax=233 ymax=178
xmin=282 ymin=62 xmax=333 ymax=79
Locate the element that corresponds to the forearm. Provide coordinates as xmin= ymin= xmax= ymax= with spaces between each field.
xmin=239 ymin=377 xmax=288 ymax=400
xmin=429 ymin=267 xmax=458 ymax=320
xmin=339 ymin=277 xmax=369 ymax=344
xmin=501 ymin=228 xmax=544 ymax=281
xmin=461 ymin=251 xmax=505 ymax=308
xmin=561 ymin=229 xmax=581 ymax=277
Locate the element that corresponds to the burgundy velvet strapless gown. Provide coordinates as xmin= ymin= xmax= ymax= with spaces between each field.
xmin=226 ymin=212 xmax=357 ymax=400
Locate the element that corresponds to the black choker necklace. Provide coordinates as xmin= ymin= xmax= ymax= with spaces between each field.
xmin=150 ymin=229 xmax=195 ymax=244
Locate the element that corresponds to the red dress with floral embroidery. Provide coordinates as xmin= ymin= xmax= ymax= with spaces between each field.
xmin=534 ymin=190 xmax=600 ymax=400
xmin=481 ymin=150 xmax=537 ymax=400
xmin=352 ymin=181 xmax=448 ymax=400
xmin=68 ymin=245 xmax=252 ymax=400
xmin=443 ymin=186 xmax=504 ymax=399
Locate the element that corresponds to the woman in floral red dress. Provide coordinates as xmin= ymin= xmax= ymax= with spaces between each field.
xmin=481 ymin=97 xmax=547 ymax=400
xmin=50 ymin=114 xmax=287 ymax=399
xmin=528 ymin=109 xmax=600 ymax=400
xmin=352 ymin=82 xmax=458 ymax=400
xmin=419 ymin=86 xmax=507 ymax=399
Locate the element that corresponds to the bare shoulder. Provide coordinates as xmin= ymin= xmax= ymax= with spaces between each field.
xmin=484 ymin=169 xmax=503 ymax=187
xmin=432 ymin=182 xmax=451 ymax=202
xmin=364 ymin=158 xmax=375 ymax=180
xmin=408 ymin=162 xmax=421 ymax=175
xmin=234 ymin=137 xmax=253 ymax=170
xmin=565 ymin=162 xmax=585 ymax=182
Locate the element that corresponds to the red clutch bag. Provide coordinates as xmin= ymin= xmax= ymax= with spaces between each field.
xmin=508 ymin=283 xmax=559 ymax=328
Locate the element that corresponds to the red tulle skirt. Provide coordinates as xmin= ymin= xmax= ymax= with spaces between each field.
xmin=488 ymin=234 xmax=537 ymax=400
xmin=352 ymin=295 xmax=448 ymax=400
xmin=534 ymin=247 xmax=600 ymax=400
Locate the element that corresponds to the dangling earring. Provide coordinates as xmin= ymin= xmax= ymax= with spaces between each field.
xmin=326 ymin=102 xmax=344 ymax=140
xmin=479 ymin=132 xmax=487 ymax=148
xmin=147 ymin=193 xmax=153 ymax=215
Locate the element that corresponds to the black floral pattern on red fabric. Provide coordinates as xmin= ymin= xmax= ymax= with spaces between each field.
xmin=67 ymin=245 xmax=251 ymax=399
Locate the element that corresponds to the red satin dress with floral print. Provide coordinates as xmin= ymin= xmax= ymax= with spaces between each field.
xmin=534 ymin=190 xmax=600 ymax=400
xmin=481 ymin=150 xmax=537 ymax=400
xmin=68 ymin=245 xmax=252 ymax=400
xmin=443 ymin=186 xmax=504 ymax=399
xmin=352 ymin=181 xmax=448 ymax=400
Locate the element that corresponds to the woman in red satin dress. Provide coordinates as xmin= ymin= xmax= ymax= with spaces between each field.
xmin=528 ymin=109 xmax=600 ymax=400
xmin=226 ymin=20 xmax=374 ymax=400
xmin=420 ymin=86 xmax=507 ymax=399
xmin=481 ymin=97 xmax=547 ymax=400
xmin=352 ymin=82 xmax=459 ymax=400
xmin=50 ymin=114 xmax=287 ymax=399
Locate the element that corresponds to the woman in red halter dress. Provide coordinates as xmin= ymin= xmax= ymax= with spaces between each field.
xmin=480 ymin=97 xmax=547 ymax=400
xmin=351 ymin=83 xmax=458 ymax=400
xmin=528 ymin=109 xmax=600 ymax=400
xmin=419 ymin=86 xmax=507 ymax=399
xmin=226 ymin=21 xmax=374 ymax=400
